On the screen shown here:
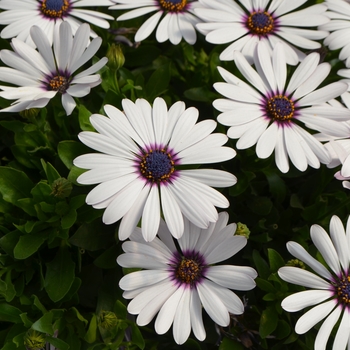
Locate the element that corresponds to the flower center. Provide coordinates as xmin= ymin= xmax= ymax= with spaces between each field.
xmin=175 ymin=258 xmax=201 ymax=285
xmin=336 ymin=276 xmax=350 ymax=304
xmin=139 ymin=148 xmax=175 ymax=183
xmin=266 ymin=95 xmax=295 ymax=122
xmin=247 ymin=11 xmax=274 ymax=35
xmin=48 ymin=75 xmax=69 ymax=93
xmin=41 ymin=0 xmax=69 ymax=18
xmin=158 ymin=0 xmax=187 ymax=12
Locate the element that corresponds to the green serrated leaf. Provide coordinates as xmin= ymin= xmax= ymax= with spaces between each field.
xmin=41 ymin=160 xmax=61 ymax=184
xmin=45 ymin=248 xmax=76 ymax=302
xmin=32 ymin=312 xmax=54 ymax=335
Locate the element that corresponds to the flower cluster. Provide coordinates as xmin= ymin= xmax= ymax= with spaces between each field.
xmin=1 ymin=0 xmax=350 ymax=349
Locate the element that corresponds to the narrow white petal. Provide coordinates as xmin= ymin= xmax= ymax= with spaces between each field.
xmin=278 ymin=267 xmax=330 ymax=289
xmin=315 ymin=307 xmax=342 ymax=350
xmin=135 ymin=11 xmax=162 ymax=42
xmin=330 ymin=216 xmax=350 ymax=272
xmin=286 ymin=241 xmax=332 ymax=280
xmin=160 ymin=185 xmax=184 ymax=239
xmin=120 ymin=270 xmax=169 ymax=291
xmin=281 ymin=290 xmax=333 ymax=312
xmin=311 ymin=224 xmax=341 ymax=276
xmin=331 ymin=308 xmax=350 ymax=350
xmin=295 ymin=300 xmax=337 ymax=334
xmin=256 ymin=122 xmax=278 ymax=159
xmin=173 ymin=288 xmax=191 ymax=345
xmin=142 ymin=186 xmax=160 ymax=242
xmin=155 ymin=287 xmax=184 ymax=334
xmin=197 ymin=279 xmax=230 ymax=326
xmin=189 ymin=289 xmax=206 ymax=341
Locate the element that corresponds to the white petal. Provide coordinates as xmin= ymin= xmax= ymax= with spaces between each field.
xmin=310 ymin=224 xmax=341 ymax=276
xmin=278 ymin=267 xmax=330 ymax=289
xmin=281 ymin=290 xmax=333 ymax=312
xmin=142 ymin=186 xmax=160 ymax=242
xmin=315 ymin=307 xmax=342 ymax=350
xmin=197 ymin=280 xmax=230 ymax=326
xmin=295 ymin=299 xmax=337 ymax=334
xmin=120 ymin=270 xmax=169 ymax=291
xmin=173 ymin=288 xmax=191 ymax=345
xmin=189 ymin=289 xmax=206 ymax=341
xmin=332 ymin=307 xmax=350 ymax=350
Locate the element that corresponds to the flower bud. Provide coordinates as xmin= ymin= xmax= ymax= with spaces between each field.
xmin=98 ymin=310 xmax=118 ymax=330
xmin=24 ymin=330 xmax=46 ymax=350
xmin=286 ymin=259 xmax=306 ymax=269
xmin=51 ymin=178 xmax=73 ymax=199
xmin=19 ymin=108 xmax=40 ymax=120
xmin=235 ymin=222 xmax=250 ymax=239
xmin=106 ymin=44 xmax=125 ymax=71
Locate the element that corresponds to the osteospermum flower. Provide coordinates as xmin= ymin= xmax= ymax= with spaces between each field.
xmin=118 ymin=213 xmax=257 ymax=345
xmin=0 ymin=22 xmax=107 ymax=115
xmin=278 ymin=215 xmax=350 ymax=350
xmin=73 ymin=98 xmax=236 ymax=241
xmin=213 ymin=41 xmax=350 ymax=173
xmin=0 ymin=0 xmax=114 ymax=47
xmin=320 ymin=0 xmax=350 ymax=68
xmin=110 ymin=0 xmax=200 ymax=45
xmin=195 ymin=0 xmax=329 ymax=64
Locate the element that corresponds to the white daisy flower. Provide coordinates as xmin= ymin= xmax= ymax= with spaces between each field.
xmin=109 ymin=0 xmax=200 ymax=45
xmin=118 ymin=213 xmax=257 ymax=345
xmin=195 ymin=0 xmax=329 ymax=65
xmin=74 ymin=98 xmax=236 ymax=241
xmin=278 ymin=215 xmax=350 ymax=350
xmin=213 ymin=41 xmax=350 ymax=173
xmin=0 ymin=21 xmax=107 ymax=115
xmin=0 ymin=0 xmax=114 ymax=47
xmin=74 ymin=98 xmax=236 ymax=242
xmin=320 ymin=0 xmax=350 ymax=68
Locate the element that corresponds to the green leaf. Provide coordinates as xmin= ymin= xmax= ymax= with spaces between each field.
xmin=31 ymin=312 xmax=54 ymax=335
xmin=268 ymin=249 xmax=286 ymax=272
xmin=78 ymin=104 xmax=94 ymax=131
xmin=184 ymin=86 xmax=218 ymax=102
xmin=58 ymin=141 xmax=90 ymax=170
xmin=219 ymin=337 xmax=244 ymax=350
xmin=61 ymin=208 xmax=77 ymax=229
xmin=259 ymin=307 xmax=278 ymax=339
xmin=0 ymin=167 xmax=34 ymax=204
xmin=41 ymin=160 xmax=61 ymax=184
xmin=14 ymin=231 xmax=47 ymax=259
xmin=0 ymin=230 xmax=21 ymax=256
xmin=45 ymin=248 xmax=76 ymax=302
xmin=145 ymin=63 xmax=171 ymax=100
xmin=248 ymin=196 xmax=273 ymax=216
xmin=255 ymin=278 xmax=277 ymax=293
xmin=0 ymin=303 xmax=22 ymax=323
xmin=32 ymin=295 xmax=47 ymax=314
xmin=70 ymin=221 xmax=115 ymax=251
xmin=70 ymin=307 xmax=88 ymax=325
xmin=84 ymin=314 xmax=97 ymax=344
xmin=252 ymin=250 xmax=270 ymax=279
xmin=129 ymin=323 xmax=145 ymax=350
xmin=45 ymin=336 xmax=70 ymax=350
xmin=20 ymin=313 xmax=33 ymax=327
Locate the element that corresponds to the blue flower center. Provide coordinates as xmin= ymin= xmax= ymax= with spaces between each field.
xmin=266 ymin=95 xmax=295 ymax=122
xmin=41 ymin=0 xmax=69 ymax=18
xmin=247 ymin=11 xmax=274 ymax=35
xmin=337 ymin=276 xmax=350 ymax=304
xmin=140 ymin=148 xmax=175 ymax=183
xmin=158 ymin=0 xmax=187 ymax=12
xmin=175 ymin=257 xmax=203 ymax=286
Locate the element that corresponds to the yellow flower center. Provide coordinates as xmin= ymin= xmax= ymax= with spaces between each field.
xmin=159 ymin=0 xmax=187 ymax=12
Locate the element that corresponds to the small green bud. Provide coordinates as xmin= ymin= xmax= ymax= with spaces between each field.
xmin=51 ymin=178 xmax=73 ymax=199
xmin=24 ymin=330 xmax=46 ymax=350
xmin=19 ymin=108 xmax=40 ymax=120
xmin=106 ymin=44 xmax=125 ymax=70
xmin=98 ymin=310 xmax=118 ymax=330
xmin=286 ymin=259 xmax=306 ymax=269
xmin=235 ymin=222 xmax=250 ymax=239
